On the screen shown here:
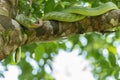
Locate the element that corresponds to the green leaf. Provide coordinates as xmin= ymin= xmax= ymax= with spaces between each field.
xmin=108 ymin=53 xmax=116 ymax=67
xmin=19 ymin=61 xmax=33 ymax=80
xmin=108 ymin=46 xmax=117 ymax=55
xmin=44 ymin=73 xmax=54 ymax=80
xmin=44 ymin=0 xmax=55 ymax=14
xmin=58 ymin=42 xmax=66 ymax=50
xmin=35 ymin=45 xmax=45 ymax=61
xmin=114 ymin=68 xmax=120 ymax=79
xmin=4 ymin=52 xmax=14 ymax=65
xmin=115 ymin=30 xmax=120 ymax=38
xmin=0 ymin=72 xmax=4 ymax=78
xmin=44 ymin=42 xmax=58 ymax=53
xmin=61 ymin=0 xmax=76 ymax=3
xmin=22 ymin=43 xmax=38 ymax=53
xmin=54 ymin=3 xmax=64 ymax=11
xmin=99 ymin=58 xmax=109 ymax=68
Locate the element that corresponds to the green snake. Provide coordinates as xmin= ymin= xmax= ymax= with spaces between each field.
xmin=42 ymin=2 xmax=118 ymax=22
xmin=15 ymin=2 xmax=118 ymax=28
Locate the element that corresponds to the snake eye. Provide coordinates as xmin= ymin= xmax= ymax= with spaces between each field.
xmin=34 ymin=19 xmax=43 ymax=28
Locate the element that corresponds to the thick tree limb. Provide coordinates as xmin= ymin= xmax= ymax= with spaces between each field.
xmin=0 ymin=0 xmax=120 ymax=60
xmin=33 ymin=10 xmax=120 ymax=42
xmin=0 ymin=0 xmax=26 ymax=60
xmin=0 ymin=15 xmax=28 ymax=60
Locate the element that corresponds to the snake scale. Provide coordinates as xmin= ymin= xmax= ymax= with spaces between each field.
xmin=42 ymin=2 xmax=119 ymax=22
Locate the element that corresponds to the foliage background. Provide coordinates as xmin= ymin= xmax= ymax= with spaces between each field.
xmin=0 ymin=0 xmax=120 ymax=80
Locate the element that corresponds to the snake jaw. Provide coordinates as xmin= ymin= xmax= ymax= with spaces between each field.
xmin=34 ymin=19 xmax=43 ymax=28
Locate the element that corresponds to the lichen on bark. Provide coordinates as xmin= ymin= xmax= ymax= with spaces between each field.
xmin=0 ymin=0 xmax=120 ymax=60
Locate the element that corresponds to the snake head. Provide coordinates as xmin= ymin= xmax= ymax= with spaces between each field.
xmin=33 ymin=19 xmax=43 ymax=28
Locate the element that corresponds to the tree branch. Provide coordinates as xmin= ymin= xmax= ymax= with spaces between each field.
xmin=33 ymin=10 xmax=120 ymax=42
xmin=0 ymin=0 xmax=120 ymax=60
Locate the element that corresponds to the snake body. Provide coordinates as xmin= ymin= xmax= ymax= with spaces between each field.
xmin=42 ymin=12 xmax=85 ymax=22
xmin=42 ymin=2 xmax=118 ymax=22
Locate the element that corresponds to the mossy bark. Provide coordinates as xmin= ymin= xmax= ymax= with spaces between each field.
xmin=0 ymin=0 xmax=120 ymax=60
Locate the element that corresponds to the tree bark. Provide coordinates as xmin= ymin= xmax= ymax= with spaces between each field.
xmin=0 ymin=0 xmax=120 ymax=60
xmin=0 ymin=0 xmax=27 ymax=60
xmin=34 ymin=10 xmax=120 ymax=42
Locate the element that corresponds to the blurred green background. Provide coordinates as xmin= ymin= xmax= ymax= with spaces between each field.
xmin=0 ymin=0 xmax=120 ymax=80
